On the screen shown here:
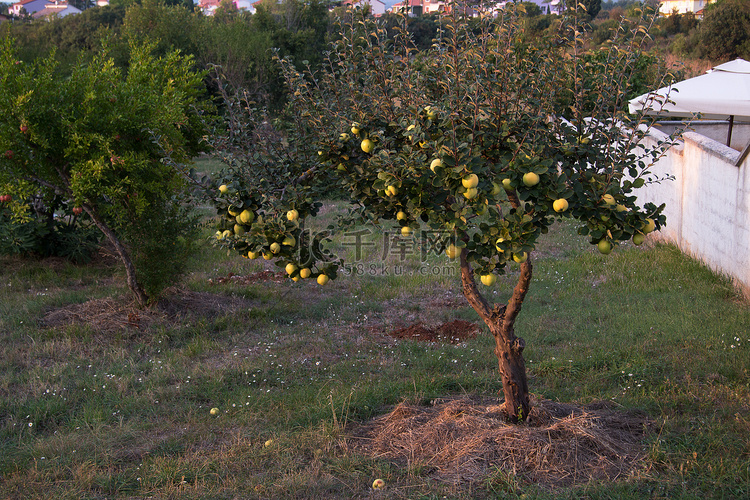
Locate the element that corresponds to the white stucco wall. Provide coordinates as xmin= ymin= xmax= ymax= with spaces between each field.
xmin=635 ymin=129 xmax=750 ymax=297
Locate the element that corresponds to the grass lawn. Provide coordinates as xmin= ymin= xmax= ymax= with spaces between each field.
xmin=1 ymin=200 xmax=749 ymax=499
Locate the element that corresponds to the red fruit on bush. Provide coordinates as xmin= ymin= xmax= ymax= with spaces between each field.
xmin=5 ymin=150 xmax=13 ymax=159
xmin=20 ymin=125 xmax=28 ymax=133
xmin=72 ymin=207 xmax=83 ymax=215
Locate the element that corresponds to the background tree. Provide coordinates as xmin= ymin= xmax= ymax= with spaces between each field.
xmin=208 ymin=7 xmax=680 ymax=422
xmin=696 ymin=0 xmax=750 ymax=61
xmin=0 ymin=37 xmax=210 ymax=306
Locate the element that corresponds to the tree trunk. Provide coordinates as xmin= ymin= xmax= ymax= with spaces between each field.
xmin=460 ymin=250 xmax=532 ymax=423
xmin=83 ymin=204 xmax=150 ymax=308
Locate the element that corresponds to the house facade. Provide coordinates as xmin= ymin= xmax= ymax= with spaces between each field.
xmin=10 ymin=0 xmax=50 ymax=16
xmin=658 ymin=0 xmax=715 ymax=16
xmin=343 ymin=0 xmax=386 ymax=16
xmin=32 ymin=1 xmax=82 ymax=18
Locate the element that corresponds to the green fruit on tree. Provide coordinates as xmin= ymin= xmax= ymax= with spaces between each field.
xmin=602 ymin=194 xmax=616 ymax=205
xmin=502 ymin=178 xmax=512 ymax=191
xmin=553 ymin=198 xmax=569 ymax=213
xmin=430 ymin=158 xmax=442 ymax=172
xmin=463 ymin=187 xmax=478 ymax=200
xmin=632 ymin=233 xmax=645 ymax=245
xmin=234 ymin=224 xmax=246 ymax=235
xmin=221 ymin=230 xmax=231 ymax=238
xmin=361 ymin=139 xmax=374 ymax=153
xmin=286 ymin=209 xmax=299 ymax=222
xmin=396 ymin=211 xmax=407 ymax=221
xmin=339 ymin=133 xmax=350 ymax=141
xmin=263 ymin=252 xmax=272 ymax=260
xmin=462 ymin=174 xmax=479 ymax=189
xmin=513 ymin=252 xmax=528 ymax=264
xmin=480 ymin=274 xmax=496 ymax=286
xmin=642 ymin=218 xmax=656 ymax=234
xmin=522 ymin=172 xmax=539 ymax=187
xmin=597 ymin=239 xmax=612 ymax=254
xmin=351 ymin=123 xmax=361 ymax=135
xmin=270 ymin=242 xmax=281 ymax=254
xmin=248 ymin=250 xmax=260 ymax=259
xmin=401 ymin=226 xmax=413 ymax=237
xmin=616 ymin=204 xmax=627 ymax=212
xmin=219 ymin=184 xmax=228 ymax=194
xmin=446 ymin=244 xmax=460 ymax=259
xmin=240 ymin=210 xmax=254 ymax=224
xmin=317 ymin=274 xmax=329 ymax=285
xmin=491 ymin=182 xmax=502 ymax=196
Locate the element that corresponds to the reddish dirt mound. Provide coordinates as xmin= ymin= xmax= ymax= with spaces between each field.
xmin=349 ymin=396 xmax=651 ymax=489
xmin=388 ymin=320 xmax=480 ymax=344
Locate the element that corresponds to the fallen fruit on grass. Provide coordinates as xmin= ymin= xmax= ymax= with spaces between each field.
xmin=372 ymin=479 xmax=385 ymax=490
xmin=210 ymin=408 xmax=219 ymax=416
xmin=264 ymin=439 xmax=273 ymax=447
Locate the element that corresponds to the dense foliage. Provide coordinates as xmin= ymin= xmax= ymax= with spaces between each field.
xmin=0 ymin=37 xmax=209 ymax=305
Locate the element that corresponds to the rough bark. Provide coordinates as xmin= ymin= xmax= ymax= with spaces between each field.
xmin=459 ymin=249 xmax=532 ymax=423
xmin=83 ymin=203 xmax=150 ymax=308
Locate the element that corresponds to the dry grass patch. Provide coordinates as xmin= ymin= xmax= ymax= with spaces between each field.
xmin=350 ymin=396 xmax=651 ymax=489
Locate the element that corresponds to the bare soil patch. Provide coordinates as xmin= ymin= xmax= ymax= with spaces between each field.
xmin=41 ymin=289 xmax=258 ymax=335
xmin=388 ymin=320 xmax=480 ymax=344
xmin=349 ymin=396 xmax=650 ymax=489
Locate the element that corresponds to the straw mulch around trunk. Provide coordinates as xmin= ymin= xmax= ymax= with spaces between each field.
xmin=350 ymin=396 xmax=651 ymax=489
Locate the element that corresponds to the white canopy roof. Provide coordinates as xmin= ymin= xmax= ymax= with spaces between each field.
xmin=628 ymin=58 xmax=750 ymax=120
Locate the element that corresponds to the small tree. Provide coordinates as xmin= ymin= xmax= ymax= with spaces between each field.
xmin=210 ymin=8 xmax=678 ymax=422
xmin=0 ymin=37 xmax=209 ymax=306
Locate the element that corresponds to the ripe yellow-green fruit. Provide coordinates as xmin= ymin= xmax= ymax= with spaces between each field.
xmin=317 ymin=274 xmax=329 ymax=285
xmin=282 ymin=236 xmax=296 ymax=246
xmin=248 ymin=250 xmax=259 ymax=259
xmin=351 ymin=123 xmax=361 ymax=135
xmin=221 ymin=230 xmax=231 ymax=239
xmin=218 ymin=184 xmax=228 ymax=194
xmin=463 ymin=187 xmax=478 ymax=200
xmin=292 ymin=276 xmax=300 ymax=282
xmin=263 ymin=252 xmax=272 ymax=260
xmin=495 ymin=237 xmax=505 ymax=252
xmin=480 ymin=274 xmax=496 ymax=286
xmin=234 ymin=224 xmax=246 ymax=235
xmin=522 ymin=172 xmax=540 ymax=187
xmin=300 ymin=268 xmax=311 ymax=279
xmin=553 ymin=198 xmax=569 ymax=213
xmin=396 ymin=211 xmax=407 ymax=221
xmin=616 ymin=204 xmax=627 ymax=212
xmin=502 ymin=178 xmax=512 ymax=191
xmin=361 ymin=138 xmax=374 ymax=153
xmin=270 ymin=242 xmax=281 ymax=254
xmin=462 ymin=174 xmax=479 ymax=189
xmin=339 ymin=133 xmax=350 ymax=141
xmin=372 ymin=479 xmax=385 ymax=490
xmin=602 ymin=194 xmax=616 ymax=205
xmin=642 ymin=218 xmax=656 ymax=234
xmin=264 ymin=439 xmax=273 ymax=447
xmin=446 ymin=244 xmax=460 ymax=259
xmin=210 ymin=407 xmax=219 ymax=416
xmin=491 ymin=182 xmax=502 ymax=196
xmin=285 ymin=263 xmax=297 ymax=275
xmin=430 ymin=158 xmax=443 ymax=172
xmin=513 ymin=252 xmax=528 ymax=264
xmin=632 ymin=233 xmax=645 ymax=245
xmin=215 ymin=231 xmax=223 ymax=239
xmin=240 ymin=209 xmax=254 ymax=224
xmin=286 ymin=209 xmax=299 ymax=222
xmin=597 ymin=239 xmax=612 ymax=254
xmin=385 ymin=185 xmax=398 ymax=197
xmin=401 ymin=226 xmax=413 ymax=237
